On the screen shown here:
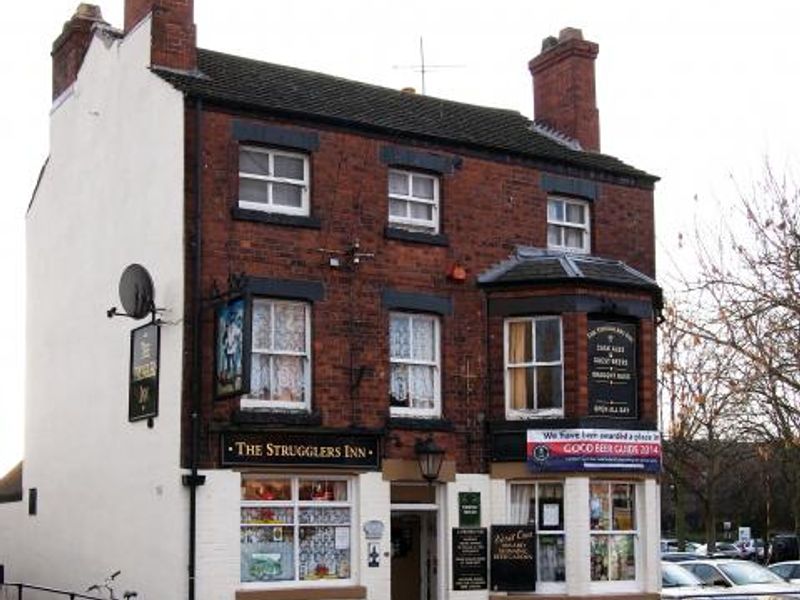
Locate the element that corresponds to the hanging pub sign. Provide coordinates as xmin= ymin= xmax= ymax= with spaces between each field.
xmin=215 ymin=297 xmax=250 ymax=399
xmin=527 ymin=428 xmax=662 ymax=474
xmin=221 ymin=431 xmax=381 ymax=470
xmin=490 ymin=525 xmax=536 ymax=592
xmin=452 ymin=527 xmax=488 ymax=591
xmin=129 ymin=322 xmax=159 ymax=422
xmin=587 ymin=321 xmax=638 ymax=418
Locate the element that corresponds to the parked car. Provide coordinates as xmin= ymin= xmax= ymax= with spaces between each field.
xmin=768 ymin=560 xmax=800 ymax=583
xmin=769 ymin=534 xmax=800 ymax=564
xmin=661 ymin=561 xmax=721 ymax=598
xmin=679 ymin=559 xmax=800 ymax=597
xmin=694 ymin=542 xmax=745 ymax=558
xmin=662 ymin=552 xmax=702 ymax=563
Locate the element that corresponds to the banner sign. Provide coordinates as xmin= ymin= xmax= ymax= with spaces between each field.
xmin=221 ymin=431 xmax=381 ymax=469
xmin=129 ymin=322 xmax=159 ymax=422
xmin=452 ymin=528 xmax=488 ymax=591
xmin=527 ymin=429 xmax=661 ymax=474
xmin=587 ymin=321 xmax=638 ymax=418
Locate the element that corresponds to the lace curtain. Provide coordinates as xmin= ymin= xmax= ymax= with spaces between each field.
xmin=251 ymin=300 xmax=307 ymax=402
xmin=390 ymin=314 xmax=436 ymax=409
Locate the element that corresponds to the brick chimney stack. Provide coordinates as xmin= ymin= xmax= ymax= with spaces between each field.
xmin=125 ymin=0 xmax=196 ymax=71
xmin=51 ymin=4 xmax=107 ymax=100
xmin=529 ymin=28 xmax=600 ymax=152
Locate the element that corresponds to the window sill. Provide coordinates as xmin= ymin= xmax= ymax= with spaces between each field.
xmin=384 ymin=226 xmax=449 ymax=246
xmin=387 ymin=417 xmax=453 ymax=431
xmin=236 ymin=585 xmax=366 ymax=600
xmin=232 ymin=207 xmax=322 ymax=229
xmin=233 ymin=408 xmax=322 ymax=427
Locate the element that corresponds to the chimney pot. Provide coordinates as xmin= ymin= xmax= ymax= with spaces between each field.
xmin=558 ymin=27 xmax=584 ymax=42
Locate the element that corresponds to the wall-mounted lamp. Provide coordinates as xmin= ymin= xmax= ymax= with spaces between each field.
xmin=414 ymin=435 xmax=445 ymax=484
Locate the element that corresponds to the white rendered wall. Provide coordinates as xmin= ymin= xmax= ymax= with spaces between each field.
xmin=0 ymin=15 xmax=186 ymax=599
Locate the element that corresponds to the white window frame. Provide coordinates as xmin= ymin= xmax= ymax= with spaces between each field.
xmin=240 ymin=475 xmax=355 ymax=589
xmin=507 ymin=481 xmax=567 ymax=594
xmin=388 ymin=169 xmax=440 ymax=233
xmin=547 ymin=196 xmax=591 ymax=254
xmin=588 ymin=481 xmax=640 ymax=593
xmin=239 ymin=145 xmax=310 ymax=216
xmin=503 ymin=316 xmax=564 ymax=419
xmin=241 ymin=299 xmax=312 ymax=411
xmin=389 ymin=312 xmax=441 ymax=418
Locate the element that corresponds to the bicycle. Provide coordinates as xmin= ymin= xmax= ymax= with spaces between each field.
xmin=86 ymin=570 xmax=138 ymax=600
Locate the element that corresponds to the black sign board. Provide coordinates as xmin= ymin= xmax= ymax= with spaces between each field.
xmin=459 ymin=492 xmax=481 ymax=527
xmin=490 ymin=525 xmax=536 ymax=592
xmin=221 ymin=431 xmax=381 ymax=469
xmin=452 ymin=528 xmax=488 ymax=591
xmin=587 ymin=321 xmax=638 ymax=418
xmin=129 ymin=322 xmax=159 ymax=422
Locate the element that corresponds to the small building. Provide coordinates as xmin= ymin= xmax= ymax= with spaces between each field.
xmin=0 ymin=2 xmax=662 ymax=599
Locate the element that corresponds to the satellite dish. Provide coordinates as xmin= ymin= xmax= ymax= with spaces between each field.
xmin=118 ymin=264 xmax=155 ymax=319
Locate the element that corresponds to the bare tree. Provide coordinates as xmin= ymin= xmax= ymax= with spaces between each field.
xmin=671 ymin=164 xmax=800 ymax=533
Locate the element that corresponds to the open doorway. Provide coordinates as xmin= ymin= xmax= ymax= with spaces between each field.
xmin=390 ymin=483 xmax=439 ymax=600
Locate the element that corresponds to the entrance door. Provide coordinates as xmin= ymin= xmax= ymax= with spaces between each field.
xmin=391 ymin=512 xmax=437 ymax=600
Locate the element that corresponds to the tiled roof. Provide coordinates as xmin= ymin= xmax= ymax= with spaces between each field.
xmin=478 ymin=247 xmax=660 ymax=293
xmin=154 ymin=49 xmax=657 ymax=186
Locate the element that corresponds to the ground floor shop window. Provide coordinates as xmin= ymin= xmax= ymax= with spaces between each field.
xmin=509 ymin=481 xmax=566 ymax=584
xmin=589 ymin=482 xmax=636 ymax=581
xmin=240 ymin=475 xmax=352 ymax=584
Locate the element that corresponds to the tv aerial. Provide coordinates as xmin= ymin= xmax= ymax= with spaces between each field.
xmin=107 ymin=263 xmax=161 ymax=321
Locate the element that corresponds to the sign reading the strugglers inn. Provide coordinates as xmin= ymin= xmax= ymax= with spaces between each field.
xmin=221 ymin=431 xmax=381 ymax=469
xmin=587 ymin=321 xmax=637 ymax=418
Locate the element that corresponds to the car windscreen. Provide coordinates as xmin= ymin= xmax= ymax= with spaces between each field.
xmin=719 ymin=561 xmax=787 ymax=584
xmin=663 ymin=563 xmax=704 ymax=587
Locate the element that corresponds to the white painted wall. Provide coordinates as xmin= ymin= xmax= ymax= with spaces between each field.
xmin=0 ymin=15 xmax=187 ymax=599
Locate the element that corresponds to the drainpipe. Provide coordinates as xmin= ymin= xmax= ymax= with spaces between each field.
xmin=183 ymin=95 xmax=206 ymax=600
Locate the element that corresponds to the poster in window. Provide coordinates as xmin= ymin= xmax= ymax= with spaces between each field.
xmin=215 ymin=297 xmax=251 ymax=398
xmin=129 ymin=322 xmax=159 ymax=422
xmin=587 ymin=321 xmax=638 ymax=418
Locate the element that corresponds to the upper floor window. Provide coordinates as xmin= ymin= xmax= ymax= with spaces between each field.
xmin=239 ymin=146 xmax=310 ymax=216
xmin=388 ymin=169 xmax=440 ymax=233
xmin=390 ymin=312 xmax=441 ymax=417
xmin=547 ymin=197 xmax=590 ymax=253
xmin=505 ymin=316 xmax=563 ymax=417
xmin=243 ymin=299 xmax=311 ymax=410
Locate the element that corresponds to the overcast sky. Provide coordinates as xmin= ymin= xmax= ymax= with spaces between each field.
xmin=0 ymin=0 xmax=797 ymax=473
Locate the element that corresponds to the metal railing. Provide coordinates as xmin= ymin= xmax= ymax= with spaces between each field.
xmin=0 ymin=583 xmax=107 ymax=599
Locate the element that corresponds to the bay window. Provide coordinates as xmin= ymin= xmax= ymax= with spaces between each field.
xmin=504 ymin=316 xmax=563 ymax=417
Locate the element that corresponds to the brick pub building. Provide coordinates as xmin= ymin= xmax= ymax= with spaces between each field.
xmin=0 ymin=1 xmax=662 ymax=599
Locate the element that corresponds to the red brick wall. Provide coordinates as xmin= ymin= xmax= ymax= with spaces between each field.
xmin=51 ymin=6 xmax=104 ymax=100
xmin=183 ymin=107 xmax=657 ymax=470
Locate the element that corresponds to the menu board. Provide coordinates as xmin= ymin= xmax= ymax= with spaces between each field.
xmin=490 ymin=525 xmax=536 ymax=592
xmin=452 ymin=528 xmax=487 ymax=591
xmin=587 ymin=321 xmax=638 ymax=418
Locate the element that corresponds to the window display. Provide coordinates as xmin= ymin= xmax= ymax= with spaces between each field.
xmin=241 ymin=476 xmax=352 ymax=584
xmin=589 ymin=482 xmax=636 ymax=581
